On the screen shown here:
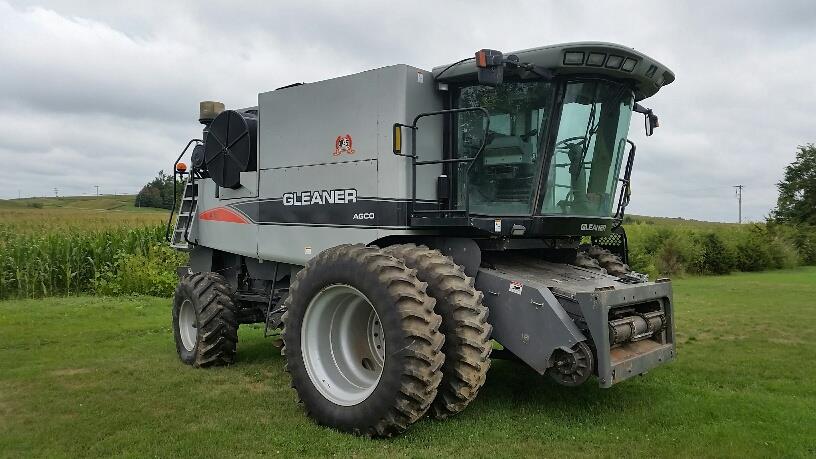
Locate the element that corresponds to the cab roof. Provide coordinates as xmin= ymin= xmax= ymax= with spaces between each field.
xmin=432 ymin=42 xmax=675 ymax=101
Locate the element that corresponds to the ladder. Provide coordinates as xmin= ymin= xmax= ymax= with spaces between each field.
xmin=170 ymin=177 xmax=198 ymax=250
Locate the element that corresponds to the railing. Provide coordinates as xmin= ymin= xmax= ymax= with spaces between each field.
xmin=164 ymin=139 xmax=201 ymax=242
xmin=393 ymin=107 xmax=490 ymax=219
xmin=613 ymin=139 xmax=636 ymax=222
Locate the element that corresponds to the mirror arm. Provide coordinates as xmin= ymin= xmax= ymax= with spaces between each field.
xmin=509 ymin=60 xmax=555 ymax=80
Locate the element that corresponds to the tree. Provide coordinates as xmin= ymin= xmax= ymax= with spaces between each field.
xmin=136 ymin=185 xmax=162 ymax=208
xmin=773 ymin=144 xmax=816 ymax=225
xmin=135 ymin=171 xmax=184 ymax=210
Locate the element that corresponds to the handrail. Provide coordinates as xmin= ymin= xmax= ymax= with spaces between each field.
xmin=613 ymin=139 xmax=636 ymax=224
xmin=182 ymin=171 xmax=197 ymax=246
xmin=395 ymin=107 xmax=490 ymax=218
xmin=164 ymin=139 xmax=201 ymax=242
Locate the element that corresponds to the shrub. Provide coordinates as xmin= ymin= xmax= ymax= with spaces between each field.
xmin=732 ymin=229 xmax=771 ymax=272
xmin=790 ymin=225 xmax=816 ymax=265
xmin=96 ymin=245 xmax=182 ymax=297
xmin=655 ymin=236 xmax=687 ymax=276
xmin=693 ymin=232 xmax=734 ymax=275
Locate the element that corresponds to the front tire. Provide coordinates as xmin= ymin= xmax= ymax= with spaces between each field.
xmin=282 ymin=245 xmax=445 ymax=437
xmin=384 ymin=244 xmax=492 ymax=419
xmin=172 ymin=272 xmax=238 ymax=367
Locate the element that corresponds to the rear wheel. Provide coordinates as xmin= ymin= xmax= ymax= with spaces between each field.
xmin=282 ymin=245 xmax=445 ymax=437
xmin=384 ymin=244 xmax=493 ymax=419
xmin=172 ymin=272 xmax=238 ymax=367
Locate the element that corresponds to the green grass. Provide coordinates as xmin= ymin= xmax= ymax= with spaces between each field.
xmin=1 ymin=269 xmax=814 ymax=458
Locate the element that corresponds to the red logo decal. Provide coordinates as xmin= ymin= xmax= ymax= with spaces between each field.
xmin=198 ymin=207 xmax=249 ymax=224
xmin=334 ymin=134 xmax=355 ymax=156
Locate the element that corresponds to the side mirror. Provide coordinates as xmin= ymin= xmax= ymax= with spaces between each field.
xmin=475 ymin=49 xmax=505 ymax=86
xmin=634 ymin=103 xmax=660 ymax=137
xmin=646 ymin=113 xmax=659 ymax=136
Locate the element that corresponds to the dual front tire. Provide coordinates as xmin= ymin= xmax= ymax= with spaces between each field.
xmin=282 ymin=245 xmax=446 ymax=437
xmin=283 ymin=244 xmax=492 ymax=436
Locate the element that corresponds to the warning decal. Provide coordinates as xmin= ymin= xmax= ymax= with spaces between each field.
xmin=509 ymin=281 xmax=523 ymax=295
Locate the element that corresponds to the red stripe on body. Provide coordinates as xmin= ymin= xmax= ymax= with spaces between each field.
xmin=198 ymin=207 xmax=249 ymax=224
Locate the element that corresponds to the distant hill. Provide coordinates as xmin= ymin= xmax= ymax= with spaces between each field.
xmin=0 ymin=195 xmax=165 ymax=212
xmin=624 ymin=214 xmax=743 ymax=229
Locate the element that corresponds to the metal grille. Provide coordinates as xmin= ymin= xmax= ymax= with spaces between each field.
xmin=591 ymin=227 xmax=629 ymax=265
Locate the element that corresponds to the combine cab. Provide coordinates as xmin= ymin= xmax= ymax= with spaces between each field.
xmin=166 ymin=41 xmax=676 ymax=436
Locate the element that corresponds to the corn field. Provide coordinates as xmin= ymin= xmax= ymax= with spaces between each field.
xmin=0 ymin=224 xmax=186 ymax=299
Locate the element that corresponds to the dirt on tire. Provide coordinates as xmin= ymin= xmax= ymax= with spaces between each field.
xmin=281 ymin=244 xmax=445 ymax=437
xmin=172 ymin=272 xmax=238 ymax=367
xmin=385 ymin=243 xmax=492 ymax=419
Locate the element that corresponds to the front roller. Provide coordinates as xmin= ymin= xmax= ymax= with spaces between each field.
xmin=282 ymin=245 xmax=445 ymax=437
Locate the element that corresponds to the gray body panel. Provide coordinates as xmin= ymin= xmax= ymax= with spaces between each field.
xmin=192 ymin=65 xmax=443 ymax=265
xmin=475 ymin=267 xmax=586 ymax=373
xmin=477 ymin=256 xmax=675 ymax=387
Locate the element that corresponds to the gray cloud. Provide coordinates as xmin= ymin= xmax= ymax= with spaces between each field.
xmin=1 ymin=0 xmax=813 ymax=221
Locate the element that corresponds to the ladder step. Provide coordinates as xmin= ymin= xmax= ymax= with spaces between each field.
xmin=170 ymin=177 xmax=198 ymax=251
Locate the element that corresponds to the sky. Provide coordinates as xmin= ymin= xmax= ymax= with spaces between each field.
xmin=0 ymin=0 xmax=813 ymax=222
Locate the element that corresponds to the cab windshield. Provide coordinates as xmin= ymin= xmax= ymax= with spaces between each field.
xmin=454 ymin=79 xmax=633 ymax=217
xmin=540 ymin=80 xmax=634 ymax=216
xmin=455 ymin=80 xmax=555 ymax=215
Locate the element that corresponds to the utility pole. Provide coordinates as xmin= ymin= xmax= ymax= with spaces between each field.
xmin=18 ymin=190 xmax=21 ymax=199
xmin=54 ymin=187 xmax=59 ymax=198
xmin=733 ymin=185 xmax=743 ymax=224
xmin=95 ymin=185 xmax=100 ymax=196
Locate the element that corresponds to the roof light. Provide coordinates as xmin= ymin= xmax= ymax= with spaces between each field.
xmin=605 ymin=55 xmax=623 ymax=69
xmin=621 ymin=58 xmax=638 ymax=72
xmin=475 ymin=49 xmax=503 ymax=68
xmin=563 ymin=51 xmax=585 ymax=65
xmin=586 ymin=53 xmax=606 ymax=66
xmin=176 ymin=162 xmax=187 ymax=173
xmin=476 ymin=50 xmax=487 ymax=68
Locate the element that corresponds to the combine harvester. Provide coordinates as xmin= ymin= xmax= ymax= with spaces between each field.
xmin=167 ymin=42 xmax=676 ymax=436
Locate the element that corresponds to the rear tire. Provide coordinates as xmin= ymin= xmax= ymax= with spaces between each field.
xmin=384 ymin=244 xmax=492 ymax=419
xmin=172 ymin=272 xmax=238 ymax=367
xmin=282 ymin=244 xmax=445 ymax=437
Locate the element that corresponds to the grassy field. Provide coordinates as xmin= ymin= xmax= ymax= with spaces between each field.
xmin=1 ymin=268 xmax=814 ymax=458
xmin=0 ymin=195 xmax=165 ymax=233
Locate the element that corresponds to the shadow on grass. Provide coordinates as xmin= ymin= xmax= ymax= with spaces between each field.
xmin=235 ymin=332 xmax=285 ymax=364
xmin=234 ymin=326 xmax=660 ymax=429
xmin=445 ymin=358 xmax=664 ymax=427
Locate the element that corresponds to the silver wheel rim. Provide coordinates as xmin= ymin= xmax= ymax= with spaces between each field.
xmin=301 ymin=284 xmax=385 ymax=406
xmin=179 ymin=299 xmax=197 ymax=352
